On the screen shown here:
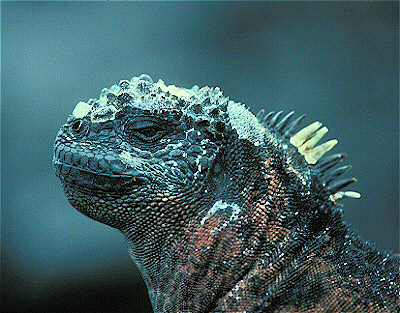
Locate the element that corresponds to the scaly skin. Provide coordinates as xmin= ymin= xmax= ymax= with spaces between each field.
xmin=53 ymin=75 xmax=399 ymax=312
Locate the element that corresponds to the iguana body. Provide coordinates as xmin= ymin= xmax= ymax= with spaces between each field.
xmin=53 ymin=75 xmax=399 ymax=312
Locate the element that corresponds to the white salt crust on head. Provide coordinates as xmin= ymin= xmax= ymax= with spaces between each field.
xmin=70 ymin=75 xmax=266 ymax=144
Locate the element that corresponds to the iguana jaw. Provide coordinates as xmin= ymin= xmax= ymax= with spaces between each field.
xmin=53 ymin=160 xmax=149 ymax=192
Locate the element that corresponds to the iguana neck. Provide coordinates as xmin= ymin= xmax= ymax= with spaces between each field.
xmin=123 ymin=139 xmax=268 ymax=312
xmin=146 ymin=200 xmax=266 ymax=312
xmin=139 ymin=185 xmax=313 ymax=313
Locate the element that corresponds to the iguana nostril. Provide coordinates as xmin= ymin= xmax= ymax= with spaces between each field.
xmin=70 ymin=119 xmax=85 ymax=135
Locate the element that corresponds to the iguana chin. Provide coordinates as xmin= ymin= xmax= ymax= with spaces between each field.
xmin=53 ymin=74 xmax=399 ymax=313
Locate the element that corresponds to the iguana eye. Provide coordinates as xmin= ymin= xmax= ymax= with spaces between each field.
xmin=124 ymin=118 xmax=166 ymax=142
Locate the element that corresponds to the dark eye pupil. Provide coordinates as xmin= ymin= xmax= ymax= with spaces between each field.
xmin=136 ymin=126 xmax=159 ymax=137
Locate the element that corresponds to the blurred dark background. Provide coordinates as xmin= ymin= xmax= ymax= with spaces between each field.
xmin=2 ymin=2 xmax=398 ymax=313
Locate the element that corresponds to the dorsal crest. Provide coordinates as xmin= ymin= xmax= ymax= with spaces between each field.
xmin=257 ymin=110 xmax=361 ymax=204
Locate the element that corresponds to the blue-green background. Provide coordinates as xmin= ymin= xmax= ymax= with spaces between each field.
xmin=2 ymin=2 xmax=398 ymax=312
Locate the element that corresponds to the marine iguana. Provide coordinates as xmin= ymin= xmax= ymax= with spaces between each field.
xmin=53 ymin=75 xmax=399 ymax=312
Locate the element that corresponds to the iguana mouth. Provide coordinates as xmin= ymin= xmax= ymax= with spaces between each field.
xmin=53 ymin=160 xmax=149 ymax=191
xmin=53 ymin=138 xmax=151 ymax=191
xmin=54 ymin=161 xmax=149 ymax=191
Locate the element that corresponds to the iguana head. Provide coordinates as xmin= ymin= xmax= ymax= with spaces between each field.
xmin=53 ymin=75 xmax=267 ymax=231
xmin=54 ymin=73 xmax=361 ymax=244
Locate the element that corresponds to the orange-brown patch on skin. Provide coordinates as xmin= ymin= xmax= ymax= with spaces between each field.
xmin=264 ymin=221 xmax=291 ymax=245
xmin=218 ymin=240 xmax=399 ymax=313
xmin=296 ymin=256 xmax=335 ymax=275
xmin=264 ymin=169 xmax=287 ymax=202
xmin=250 ymin=201 xmax=270 ymax=226
xmin=164 ymin=213 xmax=252 ymax=312
xmin=286 ymin=153 xmax=308 ymax=183
xmin=173 ymin=212 xmax=246 ymax=274
xmin=248 ymin=194 xmax=291 ymax=246
xmin=244 ymin=186 xmax=258 ymax=202
xmin=264 ymin=158 xmax=272 ymax=168
xmin=218 ymin=249 xmax=293 ymax=312
xmin=267 ymin=256 xmax=399 ymax=313
xmin=305 ymin=287 xmax=394 ymax=313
